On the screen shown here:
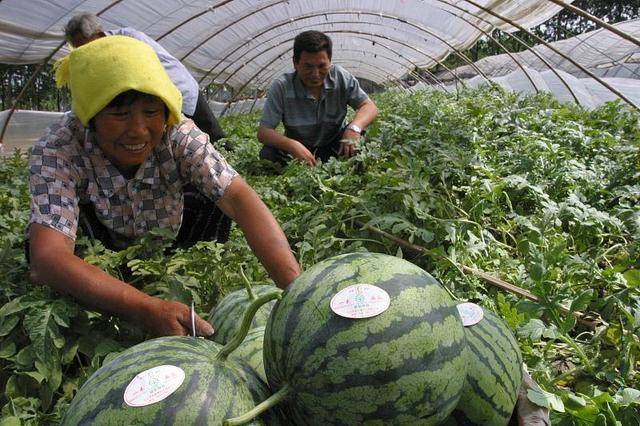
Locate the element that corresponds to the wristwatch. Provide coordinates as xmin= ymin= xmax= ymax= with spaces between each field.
xmin=346 ymin=123 xmax=363 ymax=134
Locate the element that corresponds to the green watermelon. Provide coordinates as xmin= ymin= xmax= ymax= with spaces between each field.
xmin=63 ymin=290 xmax=283 ymax=425
xmin=448 ymin=310 xmax=523 ymax=425
xmin=229 ymin=252 xmax=469 ymax=425
xmin=229 ymin=326 xmax=267 ymax=383
xmin=210 ymin=284 xmax=282 ymax=345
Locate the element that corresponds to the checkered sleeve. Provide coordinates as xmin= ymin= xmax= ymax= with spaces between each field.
xmin=171 ymin=119 xmax=239 ymax=201
xmin=259 ymin=79 xmax=285 ymax=129
xmin=27 ymin=127 xmax=80 ymax=240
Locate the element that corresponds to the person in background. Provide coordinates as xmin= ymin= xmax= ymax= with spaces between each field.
xmin=257 ymin=30 xmax=378 ymax=166
xmin=27 ymin=35 xmax=300 ymax=337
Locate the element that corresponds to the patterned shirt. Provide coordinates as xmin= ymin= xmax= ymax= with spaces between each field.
xmin=106 ymin=28 xmax=200 ymax=116
xmin=28 ymin=113 xmax=238 ymax=244
xmin=259 ymin=64 xmax=369 ymax=149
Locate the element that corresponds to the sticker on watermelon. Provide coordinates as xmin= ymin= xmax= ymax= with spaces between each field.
xmin=330 ymin=284 xmax=390 ymax=319
xmin=124 ymin=365 xmax=185 ymax=407
xmin=456 ymin=302 xmax=484 ymax=326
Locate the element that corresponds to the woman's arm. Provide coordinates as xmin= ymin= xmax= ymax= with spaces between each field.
xmin=28 ymin=223 xmax=214 ymax=337
xmin=216 ymin=177 xmax=301 ymax=288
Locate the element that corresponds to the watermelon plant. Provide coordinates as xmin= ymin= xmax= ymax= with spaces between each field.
xmin=227 ymin=252 xmax=469 ymax=425
xmin=1 ymin=87 xmax=638 ymax=424
xmin=61 ymin=290 xmax=282 ymax=425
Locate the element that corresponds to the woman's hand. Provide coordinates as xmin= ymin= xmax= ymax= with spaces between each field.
xmin=141 ymin=297 xmax=214 ymax=337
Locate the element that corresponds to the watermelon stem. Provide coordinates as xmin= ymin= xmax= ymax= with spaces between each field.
xmin=216 ymin=289 xmax=281 ymax=360
xmin=223 ymin=384 xmax=291 ymax=426
xmin=240 ymin=266 xmax=256 ymax=300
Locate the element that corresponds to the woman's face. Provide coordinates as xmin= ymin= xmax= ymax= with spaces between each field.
xmin=93 ymin=96 xmax=166 ymax=174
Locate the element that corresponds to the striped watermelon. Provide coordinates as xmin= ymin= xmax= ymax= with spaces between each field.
xmin=229 ymin=326 xmax=267 ymax=383
xmin=210 ymin=284 xmax=282 ymax=345
xmin=63 ymin=289 xmax=283 ymax=425
xmin=447 ymin=310 xmax=523 ymax=425
xmin=61 ymin=337 xmax=274 ymax=425
xmin=229 ymin=252 xmax=469 ymax=425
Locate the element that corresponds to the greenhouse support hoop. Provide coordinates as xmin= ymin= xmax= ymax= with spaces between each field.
xmin=464 ymin=0 xmax=640 ymax=111
xmin=546 ymin=0 xmax=640 ymax=48
xmin=199 ymin=12 xmax=478 ymax=88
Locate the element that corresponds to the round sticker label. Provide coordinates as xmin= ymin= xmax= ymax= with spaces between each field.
xmin=457 ymin=302 xmax=484 ymax=326
xmin=124 ymin=365 xmax=185 ymax=407
xmin=330 ymin=284 xmax=390 ymax=319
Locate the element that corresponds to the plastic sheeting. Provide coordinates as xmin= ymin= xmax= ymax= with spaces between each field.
xmin=419 ymin=18 xmax=640 ymax=109
xmin=0 ymin=0 xmax=572 ymax=90
xmin=413 ymin=67 xmax=640 ymax=110
xmin=436 ymin=19 xmax=640 ymax=82
xmin=0 ymin=110 xmax=64 ymax=155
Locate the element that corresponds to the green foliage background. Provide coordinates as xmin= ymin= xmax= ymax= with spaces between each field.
xmin=1 ymin=87 xmax=639 ymax=424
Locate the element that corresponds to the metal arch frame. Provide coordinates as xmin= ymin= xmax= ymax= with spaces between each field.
xmin=546 ymin=0 xmax=640 ymax=48
xmin=460 ymin=0 xmax=640 ymax=110
xmin=178 ymin=0 xmax=293 ymax=61
xmin=158 ymin=0 xmax=465 ymax=62
xmin=193 ymin=10 xmax=493 ymax=86
xmin=328 ymin=48 xmax=438 ymax=86
xmin=210 ymin=21 xmax=466 ymax=90
xmin=429 ymin=0 xmax=581 ymax=102
xmin=155 ymin=0 xmax=235 ymax=41
xmin=198 ymin=11 xmax=467 ymax=85
xmin=337 ymin=49 xmax=448 ymax=90
xmin=218 ymin=30 xmax=472 ymax=97
xmin=0 ymin=0 xmax=125 ymax=143
xmin=190 ymin=0 xmax=584 ymax=105
xmin=158 ymin=1 xmax=570 ymax=95
xmin=431 ymin=0 xmax=640 ymax=100
xmin=155 ymin=0 xmax=640 ymax=110
xmin=216 ymin=1 xmax=591 ymax=103
xmin=5 ymin=0 xmax=640 ymax=139
xmin=205 ymin=19 xmax=424 ymax=85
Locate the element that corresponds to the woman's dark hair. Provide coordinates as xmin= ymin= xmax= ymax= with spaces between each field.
xmin=293 ymin=30 xmax=332 ymax=62
xmin=88 ymin=90 xmax=169 ymax=130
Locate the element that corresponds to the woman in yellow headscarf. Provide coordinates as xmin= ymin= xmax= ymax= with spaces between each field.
xmin=27 ymin=36 xmax=300 ymax=337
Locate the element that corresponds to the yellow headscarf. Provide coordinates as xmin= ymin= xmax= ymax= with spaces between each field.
xmin=54 ymin=35 xmax=182 ymax=126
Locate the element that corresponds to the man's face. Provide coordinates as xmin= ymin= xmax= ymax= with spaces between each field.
xmin=93 ymin=96 xmax=166 ymax=174
xmin=294 ymin=50 xmax=331 ymax=90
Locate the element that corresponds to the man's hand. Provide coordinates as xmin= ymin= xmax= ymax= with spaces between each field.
xmin=338 ymin=128 xmax=361 ymax=157
xmin=141 ymin=298 xmax=214 ymax=337
xmin=290 ymin=140 xmax=318 ymax=166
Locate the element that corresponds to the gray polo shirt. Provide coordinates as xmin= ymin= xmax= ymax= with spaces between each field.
xmin=106 ymin=28 xmax=199 ymax=116
xmin=260 ymin=65 xmax=369 ymax=149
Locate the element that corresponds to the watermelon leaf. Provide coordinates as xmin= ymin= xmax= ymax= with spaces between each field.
xmin=0 ymin=315 xmax=20 ymax=337
xmin=617 ymin=388 xmax=640 ymax=406
xmin=527 ymin=388 xmax=565 ymax=412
